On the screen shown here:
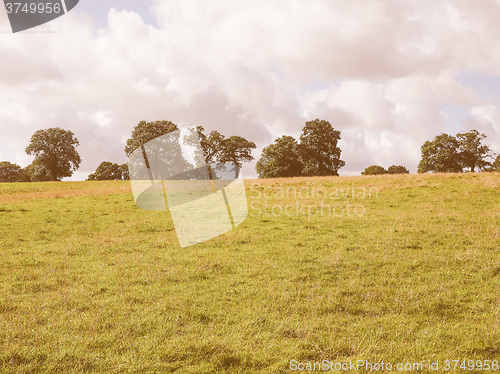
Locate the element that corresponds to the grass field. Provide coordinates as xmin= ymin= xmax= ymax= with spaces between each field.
xmin=0 ymin=173 xmax=499 ymax=373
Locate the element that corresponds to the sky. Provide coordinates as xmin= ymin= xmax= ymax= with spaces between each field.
xmin=1 ymin=0 xmax=500 ymax=180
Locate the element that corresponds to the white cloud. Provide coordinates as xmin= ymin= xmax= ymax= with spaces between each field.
xmin=467 ymin=104 xmax=500 ymax=155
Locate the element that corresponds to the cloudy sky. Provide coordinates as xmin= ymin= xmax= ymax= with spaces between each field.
xmin=1 ymin=0 xmax=500 ymax=179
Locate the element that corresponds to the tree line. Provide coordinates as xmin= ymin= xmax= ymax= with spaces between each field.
xmin=361 ymin=129 xmax=500 ymax=175
xmin=122 ymin=120 xmax=257 ymax=180
xmin=0 ymin=121 xmax=257 ymax=182
xmin=418 ymin=130 xmax=496 ymax=173
xmin=256 ymin=119 xmax=345 ymax=178
xmin=1 ymin=120 xmax=499 ymax=183
xmin=361 ymin=165 xmax=410 ymax=175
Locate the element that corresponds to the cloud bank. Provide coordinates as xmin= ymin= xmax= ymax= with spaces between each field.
xmin=1 ymin=0 xmax=499 ymax=178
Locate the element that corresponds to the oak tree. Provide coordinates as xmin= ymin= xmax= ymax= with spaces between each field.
xmin=256 ymin=136 xmax=302 ymax=178
xmin=298 ymin=119 xmax=345 ymax=176
xmin=417 ymin=133 xmax=462 ymax=173
xmin=25 ymin=127 xmax=81 ymax=181
xmin=124 ymin=120 xmax=179 ymax=156
xmin=457 ymin=129 xmax=492 ymax=172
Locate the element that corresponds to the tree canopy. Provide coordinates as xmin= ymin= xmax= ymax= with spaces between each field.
xmin=256 ymin=136 xmax=302 ymax=178
xmin=124 ymin=122 xmax=255 ymax=179
xmin=195 ymin=126 xmax=256 ymax=178
xmin=0 ymin=161 xmax=22 ymax=182
xmin=87 ymin=162 xmax=127 ymax=181
xmin=418 ymin=130 xmax=492 ymax=173
xmin=489 ymin=154 xmax=500 ymax=172
xmin=456 ymin=129 xmax=492 ymax=172
xmin=256 ymin=119 xmax=345 ymax=178
xmin=298 ymin=119 xmax=345 ymax=176
xmin=196 ymin=126 xmax=226 ymax=166
xmin=219 ymin=136 xmax=256 ymax=169
xmin=388 ymin=165 xmax=410 ymax=174
xmin=362 ymin=165 xmax=388 ymax=175
xmin=124 ymin=120 xmax=179 ymax=156
xmin=417 ymin=133 xmax=462 ymax=173
xmin=25 ymin=127 xmax=81 ymax=181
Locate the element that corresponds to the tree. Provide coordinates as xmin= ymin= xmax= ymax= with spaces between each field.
xmin=417 ymin=133 xmax=462 ymax=173
xmin=362 ymin=165 xmax=388 ymax=175
xmin=298 ymin=119 xmax=345 ymax=176
xmin=120 ymin=164 xmax=130 ymax=180
xmin=21 ymin=161 xmax=52 ymax=182
xmin=87 ymin=162 xmax=124 ymax=181
xmin=456 ymin=129 xmax=492 ymax=172
xmin=124 ymin=120 xmax=178 ymax=156
xmin=195 ymin=126 xmax=226 ymax=166
xmin=0 ymin=161 xmax=22 ymax=182
xmin=195 ymin=127 xmax=256 ymax=179
xmin=25 ymin=128 xmax=81 ymax=181
xmin=256 ymin=136 xmax=303 ymax=178
xmin=219 ymin=136 xmax=256 ymax=177
xmin=388 ymin=165 xmax=410 ymax=174
xmin=487 ymin=154 xmax=500 ymax=172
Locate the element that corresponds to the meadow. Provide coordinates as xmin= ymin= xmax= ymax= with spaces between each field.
xmin=0 ymin=173 xmax=499 ymax=373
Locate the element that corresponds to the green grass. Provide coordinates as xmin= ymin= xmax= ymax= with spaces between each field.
xmin=0 ymin=173 xmax=499 ymax=373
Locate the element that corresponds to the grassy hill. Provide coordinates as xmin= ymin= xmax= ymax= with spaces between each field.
xmin=0 ymin=173 xmax=499 ymax=373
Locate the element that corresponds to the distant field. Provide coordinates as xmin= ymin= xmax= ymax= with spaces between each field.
xmin=0 ymin=173 xmax=499 ymax=373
